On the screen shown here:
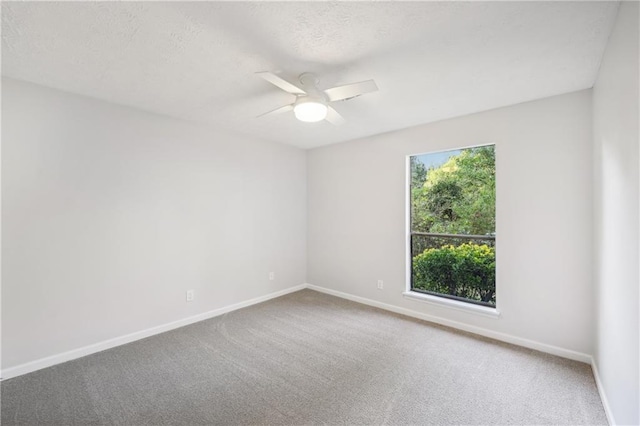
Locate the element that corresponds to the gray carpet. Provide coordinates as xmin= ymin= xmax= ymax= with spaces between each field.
xmin=1 ymin=289 xmax=606 ymax=425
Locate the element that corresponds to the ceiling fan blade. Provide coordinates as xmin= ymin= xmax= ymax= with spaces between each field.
xmin=256 ymin=72 xmax=306 ymax=95
xmin=324 ymin=79 xmax=378 ymax=102
xmin=325 ymin=106 xmax=346 ymax=125
xmin=257 ymin=104 xmax=293 ymax=118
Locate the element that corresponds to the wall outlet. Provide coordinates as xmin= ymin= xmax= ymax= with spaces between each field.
xmin=186 ymin=290 xmax=194 ymax=302
xmin=377 ymin=280 xmax=384 ymax=290
xmin=269 ymin=272 xmax=275 ymax=281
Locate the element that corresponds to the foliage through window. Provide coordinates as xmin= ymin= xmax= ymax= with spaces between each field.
xmin=409 ymin=145 xmax=496 ymax=307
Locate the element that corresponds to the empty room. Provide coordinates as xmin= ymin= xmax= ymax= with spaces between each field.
xmin=1 ymin=1 xmax=638 ymax=425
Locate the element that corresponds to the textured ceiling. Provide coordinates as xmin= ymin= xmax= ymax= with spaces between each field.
xmin=2 ymin=1 xmax=619 ymax=149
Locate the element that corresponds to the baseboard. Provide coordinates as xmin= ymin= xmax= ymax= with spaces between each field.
xmin=1 ymin=284 xmax=306 ymax=381
xmin=1 ymin=282 xmax=600 ymax=389
xmin=305 ymin=283 xmax=592 ymax=364
xmin=591 ymin=357 xmax=616 ymax=426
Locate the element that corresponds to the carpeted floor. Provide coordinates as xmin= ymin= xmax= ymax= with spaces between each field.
xmin=1 ymin=289 xmax=606 ymax=425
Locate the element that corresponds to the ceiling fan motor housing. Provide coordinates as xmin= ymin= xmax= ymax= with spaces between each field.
xmin=298 ymin=72 xmax=320 ymax=89
xmin=297 ymin=73 xmax=327 ymax=104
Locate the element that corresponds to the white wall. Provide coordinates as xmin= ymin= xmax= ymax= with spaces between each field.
xmin=592 ymin=2 xmax=640 ymax=424
xmin=308 ymin=90 xmax=594 ymax=356
xmin=1 ymin=78 xmax=307 ymax=370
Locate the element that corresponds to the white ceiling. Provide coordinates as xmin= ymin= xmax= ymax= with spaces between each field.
xmin=2 ymin=1 xmax=619 ymax=149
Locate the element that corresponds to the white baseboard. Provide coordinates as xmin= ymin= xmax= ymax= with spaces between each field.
xmin=590 ymin=357 xmax=616 ymax=426
xmin=2 ymin=282 xmax=615 ymax=425
xmin=305 ymin=283 xmax=592 ymax=364
xmin=0 ymin=284 xmax=306 ymax=381
xmin=304 ymin=284 xmax=618 ymax=425
xmin=1 ymin=281 xmax=606 ymax=413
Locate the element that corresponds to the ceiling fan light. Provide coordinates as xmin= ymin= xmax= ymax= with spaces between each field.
xmin=294 ymin=101 xmax=328 ymax=123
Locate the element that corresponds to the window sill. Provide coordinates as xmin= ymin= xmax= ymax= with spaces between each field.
xmin=402 ymin=291 xmax=501 ymax=319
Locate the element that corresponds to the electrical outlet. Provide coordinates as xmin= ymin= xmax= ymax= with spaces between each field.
xmin=269 ymin=272 xmax=275 ymax=281
xmin=186 ymin=290 xmax=194 ymax=302
xmin=377 ymin=280 xmax=384 ymax=290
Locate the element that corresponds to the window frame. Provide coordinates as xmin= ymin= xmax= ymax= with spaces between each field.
xmin=404 ymin=144 xmax=500 ymax=318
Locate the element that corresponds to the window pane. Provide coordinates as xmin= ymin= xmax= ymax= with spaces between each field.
xmin=410 ymin=146 xmax=496 ymax=307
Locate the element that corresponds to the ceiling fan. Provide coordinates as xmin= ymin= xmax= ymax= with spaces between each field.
xmin=257 ymin=71 xmax=378 ymax=125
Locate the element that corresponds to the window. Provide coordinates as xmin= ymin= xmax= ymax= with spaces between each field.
xmin=408 ymin=145 xmax=496 ymax=307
